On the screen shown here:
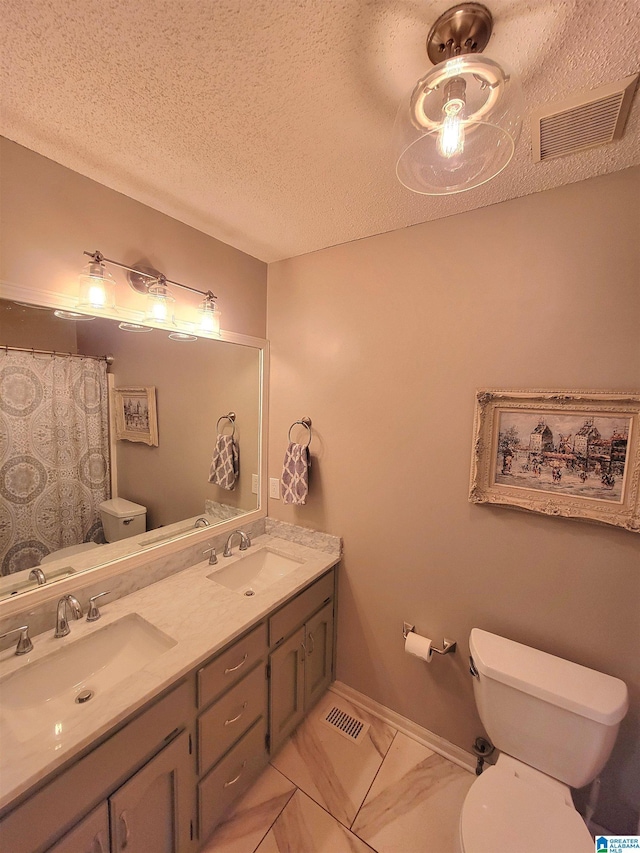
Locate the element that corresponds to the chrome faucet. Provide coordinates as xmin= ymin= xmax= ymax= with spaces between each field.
xmin=0 ymin=625 xmax=33 ymax=656
xmin=194 ymin=517 xmax=211 ymax=528
xmin=223 ymin=530 xmax=251 ymax=557
xmin=55 ymin=594 xmax=83 ymax=638
xmin=29 ymin=567 xmax=47 ymax=585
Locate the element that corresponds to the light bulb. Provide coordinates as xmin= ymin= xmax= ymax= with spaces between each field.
xmin=88 ymin=280 xmax=107 ymax=307
xmin=144 ymin=281 xmax=175 ymax=326
xmin=151 ymin=299 xmax=167 ymax=322
xmin=78 ymin=259 xmax=116 ymax=311
xmin=438 ymin=112 xmax=465 ymax=158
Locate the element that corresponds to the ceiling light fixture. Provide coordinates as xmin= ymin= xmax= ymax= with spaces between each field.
xmin=79 ymin=251 xmax=220 ymax=335
xmin=393 ymin=3 xmax=523 ymax=195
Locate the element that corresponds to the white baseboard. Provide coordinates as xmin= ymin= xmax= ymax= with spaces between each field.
xmin=329 ymin=680 xmax=477 ymax=774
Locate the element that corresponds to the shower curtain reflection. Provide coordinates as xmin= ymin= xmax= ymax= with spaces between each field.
xmin=0 ymin=350 xmax=110 ymax=575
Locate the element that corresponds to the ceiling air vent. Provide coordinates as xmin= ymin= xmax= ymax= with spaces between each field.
xmin=532 ymin=74 xmax=639 ymax=162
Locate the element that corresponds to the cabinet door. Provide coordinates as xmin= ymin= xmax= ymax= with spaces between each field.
xmin=46 ymin=803 xmax=109 ymax=853
xmin=269 ymin=626 xmax=305 ymax=753
xmin=304 ymin=601 xmax=334 ymax=711
xmin=109 ymin=730 xmax=192 ymax=853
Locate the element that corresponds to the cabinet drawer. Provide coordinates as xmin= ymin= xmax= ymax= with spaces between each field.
xmin=269 ymin=570 xmax=334 ymax=647
xmin=198 ymin=663 xmax=266 ymax=775
xmin=197 ymin=623 xmax=267 ymax=709
xmin=0 ymin=679 xmax=193 ymax=853
xmin=198 ymin=717 xmax=267 ymax=842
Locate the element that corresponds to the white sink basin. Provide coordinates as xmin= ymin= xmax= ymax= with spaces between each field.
xmin=208 ymin=548 xmax=303 ymax=594
xmin=0 ymin=614 xmax=176 ymax=745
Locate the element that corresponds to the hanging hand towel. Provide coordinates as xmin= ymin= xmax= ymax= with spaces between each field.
xmin=281 ymin=442 xmax=309 ymax=505
xmin=209 ymin=434 xmax=239 ymax=490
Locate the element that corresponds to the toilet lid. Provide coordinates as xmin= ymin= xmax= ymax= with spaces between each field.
xmin=40 ymin=542 xmax=101 ymax=564
xmin=460 ymin=764 xmax=593 ymax=853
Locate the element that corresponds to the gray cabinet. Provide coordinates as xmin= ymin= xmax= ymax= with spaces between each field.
xmin=195 ymin=623 xmax=269 ymax=846
xmin=1 ymin=681 xmax=196 ymax=853
xmin=48 ymin=733 xmax=192 ymax=853
xmin=109 ymin=730 xmax=192 ymax=853
xmin=269 ymin=571 xmax=335 ymax=754
xmin=46 ymin=804 xmax=109 ymax=853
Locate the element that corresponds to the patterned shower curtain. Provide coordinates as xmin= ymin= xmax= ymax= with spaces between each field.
xmin=0 ymin=351 xmax=110 ymax=575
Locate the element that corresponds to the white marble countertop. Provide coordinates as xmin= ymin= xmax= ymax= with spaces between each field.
xmin=0 ymin=531 xmax=339 ymax=812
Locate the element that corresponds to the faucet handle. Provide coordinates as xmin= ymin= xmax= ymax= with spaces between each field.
xmin=0 ymin=625 xmax=33 ymax=656
xmin=87 ymin=591 xmax=111 ymax=623
xmin=203 ymin=547 xmax=218 ymax=566
xmin=240 ymin=533 xmax=251 ymax=551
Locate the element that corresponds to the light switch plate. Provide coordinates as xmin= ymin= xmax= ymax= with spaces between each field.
xmin=269 ymin=477 xmax=280 ymax=499
xmin=251 ymin=474 xmax=259 ymax=494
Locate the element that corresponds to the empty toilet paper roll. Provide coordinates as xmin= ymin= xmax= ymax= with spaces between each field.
xmin=405 ymin=631 xmax=433 ymax=662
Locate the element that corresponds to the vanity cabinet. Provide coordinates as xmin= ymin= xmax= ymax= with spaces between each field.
xmin=0 ymin=563 xmax=337 ymax=853
xmin=268 ymin=571 xmax=335 ymax=754
xmin=0 ymin=681 xmax=196 ymax=853
xmin=195 ymin=623 xmax=269 ymax=841
xmin=46 ymin=804 xmax=109 ymax=853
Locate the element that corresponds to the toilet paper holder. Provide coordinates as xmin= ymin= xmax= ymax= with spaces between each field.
xmin=402 ymin=622 xmax=457 ymax=655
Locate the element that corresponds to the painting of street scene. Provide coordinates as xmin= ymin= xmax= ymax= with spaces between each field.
xmin=122 ymin=395 xmax=150 ymax=432
xmin=493 ymin=410 xmax=631 ymax=503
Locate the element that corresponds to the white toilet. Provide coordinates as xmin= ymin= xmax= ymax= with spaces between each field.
xmin=458 ymin=628 xmax=628 ymax=853
xmin=99 ymin=498 xmax=147 ymax=542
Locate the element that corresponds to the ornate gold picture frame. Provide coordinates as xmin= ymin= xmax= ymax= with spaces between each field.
xmin=469 ymin=390 xmax=640 ymax=533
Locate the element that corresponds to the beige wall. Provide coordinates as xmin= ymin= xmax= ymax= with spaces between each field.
xmin=0 ymin=138 xmax=267 ymax=338
xmin=267 ymin=167 xmax=640 ymax=833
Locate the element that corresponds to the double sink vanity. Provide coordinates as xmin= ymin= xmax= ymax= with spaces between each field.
xmin=0 ymin=523 xmax=340 ymax=853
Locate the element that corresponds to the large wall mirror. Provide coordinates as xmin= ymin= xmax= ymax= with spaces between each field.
xmin=0 ymin=297 xmax=267 ymax=604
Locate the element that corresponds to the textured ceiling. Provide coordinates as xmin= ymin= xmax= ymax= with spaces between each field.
xmin=1 ymin=0 xmax=639 ymax=262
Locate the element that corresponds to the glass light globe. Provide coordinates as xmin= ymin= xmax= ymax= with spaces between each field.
xmin=196 ymin=295 xmax=221 ymax=337
xmin=393 ymin=55 xmax=523 ymax=195
xmin=77 ymin=261 xmax=116 ymax=310
xmin=144 ymin=281 xmax=176 ymax=326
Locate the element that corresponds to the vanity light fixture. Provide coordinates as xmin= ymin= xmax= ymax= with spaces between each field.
xmin=143 ymin=279 xmax=176 ymax=326
xmin=77 ymin=256 xmax=116 ymax=311
xmin=393 ymin=3 xmax=523 ymax=195
xmin=79 ymin=250 xmax=221 ymax=334
xmin=196 ymin=292 xmax=221 ymax=337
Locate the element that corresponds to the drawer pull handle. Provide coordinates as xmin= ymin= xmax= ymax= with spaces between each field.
xmin=307 ymin=631 xmax=315 ymax=655
xmin=120 ymin=811 xmax=130 ymax=849
xmin=224 ymin=702 xmax=248 ymax=726
xmin=224 ymin=653 xmax=248 ymax=674
xmin=94 ymin=833 xmax=106 ymax=853
xmin=223 ymin=761 xmax=246 ymax=788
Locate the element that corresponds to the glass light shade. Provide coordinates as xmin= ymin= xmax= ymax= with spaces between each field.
xmin=144 ymin=281 xmax=176 ymax=326
xmin=77 ymin=261 xmax=116 ymax=310
xmin=196 ymin=297 xmax=221 ymax=337
xmin=393 ymin=55 xmax=523 ymax=195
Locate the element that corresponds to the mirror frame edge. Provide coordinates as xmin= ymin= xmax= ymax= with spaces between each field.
xmin=0 ymin=279 xmax=270 ymax=618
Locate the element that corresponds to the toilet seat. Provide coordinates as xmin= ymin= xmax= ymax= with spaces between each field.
xmin=459 ymin=757 xmax=593 ymax=853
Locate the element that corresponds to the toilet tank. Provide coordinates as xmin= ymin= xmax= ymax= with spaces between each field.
xmin=469 ymin=629 xmax=628 ymax=788
xmin=99 ymin=498 xmax=146 ymax=542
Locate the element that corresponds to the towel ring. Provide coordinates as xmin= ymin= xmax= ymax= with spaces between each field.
xmin=216 ymin=412 xmax=236 ymax=437
xmin=288 ymin=417 xmax=312 ymax=448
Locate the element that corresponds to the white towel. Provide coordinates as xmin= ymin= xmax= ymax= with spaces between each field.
xmin=280 ymin=442 xmax=309 ymax=505
xmin=209 ymin=434 xmax=239 ymax=490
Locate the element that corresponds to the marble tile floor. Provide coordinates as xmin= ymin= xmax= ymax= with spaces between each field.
xmin=201 ymin=691 xmax=474 ymax=853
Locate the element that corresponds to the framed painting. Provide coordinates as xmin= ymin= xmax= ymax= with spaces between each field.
xmin=113 ymin=386 xmax=158 ymax=446
xmin=469 ymin=390 xmax=640 ymax=533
